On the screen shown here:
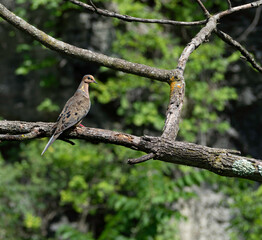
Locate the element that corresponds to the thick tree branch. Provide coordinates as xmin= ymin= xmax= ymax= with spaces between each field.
xmin=161 ymin=71 xmax=185 ymax=140
xmin=0 ymin=3 xmax=171 ymax=82
xmin=66 ymin=0 xmax=207 ymax=26
xmin=162 ymin=16 xmax=218 ymax=140
xmin=1 ymin=120 xmax=262 ymax=182
xmin=215 ymin=29 xmax=262 ymax=73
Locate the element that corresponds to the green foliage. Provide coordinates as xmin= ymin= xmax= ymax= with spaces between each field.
xmin=217 ymin=178 xmax=262 ymax=240
xmin=24 ymin=213 xmax=42 ymax=230
xmin=15 ymin=0 xmax=65 ymax=17
xmin=37 ymin=98 xmax=60 ymax=113
xmin=179 ymin=41 xmax=239 ymax=141
xmin=15 ymin=56 xmax=57 ymax=76
xmin=0 ymin=139 xmax=208 ymax=239
xmin=56 ymin=225 xmax=94 ymax=240
xmin=60 ymin=175 xmax=90 ymax=213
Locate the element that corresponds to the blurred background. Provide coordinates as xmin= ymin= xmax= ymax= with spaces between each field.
xmin=0 ymin=0 xmax=262 ymax=239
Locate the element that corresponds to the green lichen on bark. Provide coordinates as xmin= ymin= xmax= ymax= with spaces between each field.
xmin=232 ymin=159 xmax=255 ymax=176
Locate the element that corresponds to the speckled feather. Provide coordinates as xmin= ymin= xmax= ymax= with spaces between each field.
xmin=41 ymin=75 xmax=96 ymax=155
xmin=54 ymin=90 xmax=91 ymax=134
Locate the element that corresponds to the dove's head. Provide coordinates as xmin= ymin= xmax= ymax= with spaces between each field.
xmin=82 ymin=75 xmax=97 ymax=84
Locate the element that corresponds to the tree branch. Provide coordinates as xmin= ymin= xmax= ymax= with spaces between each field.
xmin=161 ymin=71 xmax=185 ymax=140
xmin=162 ymin=16 xmax=218 ymax=140
xmin=0 ymin=3 xmax=171 ymax=82
xmin=1 ymin=120 xmax=262 ymax=182
xmin=175 ymin=1 xmax=262 ymax=74
xmin=238 ymin=6 xmax=262 ymax=42
xmin=226 ymin=0 xmax=232 ymax=9
xmin=217 ymin=0 xmax=262 ymax=18
xmin=128 ymin=153 xmax=155 ymax=165
xmin=160 ymin=1 xmax=262 ymax=140
xmin=215 ymin=29 xmax=262 ymax=73
xmin=66 ymin=0 xmax=207 ymax=26
xmin=195 ymin=0 xmax=211 ymax=18
xmin=176 ymin=16 xmax=218 ymax=74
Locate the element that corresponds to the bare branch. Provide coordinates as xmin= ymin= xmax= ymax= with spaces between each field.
xmin=226 ymin=0 xmax=232 ymax=9
xmin=66 ymin=0 xmax=207 ymax=26
xmin=1 ymin=120 xmax=262 ymax=182
xmin=88 ymin=0 xmax=98 ymax=12
xmin=176 ymin=16 xmax=218 ymax=74
xmin=128 ymin=153 xmax=155 ymax=165
xmin=1 ymin=1 xmax=261 ymax=82
xmin=159 ymin=1 xmax=262 ymax=141
xmin=217 ymin=0 xmax=262 ymax=18
xmin=0 ymin=3 xmax=171 ymax=82
xmin=161 ymin=71 xmax=185 ymax=140
xmin=195 ymin=0 xmax=211 ymax=17
xmin=175 ymin=0 xmax=262 ymax=74
xmin=215 ymin=29 xmax=262 ymax=73
xmin=238 ymin=6 xmax=262 ymax=41
xmin=161 ymin=10 xmax=220 ymax=141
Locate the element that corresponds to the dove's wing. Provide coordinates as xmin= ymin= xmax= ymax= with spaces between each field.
xmin=41 ymin=91 xmax=90 ymax=155
xmin=54 ymin=91 xmax=91 ymax=135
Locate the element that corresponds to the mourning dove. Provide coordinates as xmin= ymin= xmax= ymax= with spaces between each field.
xmin=41 ymin=75 xmax=97 ymax=155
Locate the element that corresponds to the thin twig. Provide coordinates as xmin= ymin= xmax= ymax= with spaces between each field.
xmin=195 ymin=0 xmax=211 ymax=17
xmin=215 ymin=29 xmax=262 ymax=73
xmin=89 ymin=0 xmax=97 ymax=12
xmin=128 ymin=153 xmax=155 ymax=165
xmin=65 ymin=0 xmax=207 ymax=26
xmin=59 ymin=138 xmax=75 ymax=145
xmin=226 ymin=0 xmax=232 ymax=9
xmin=238 ymin=6 xmax=262 ymax=41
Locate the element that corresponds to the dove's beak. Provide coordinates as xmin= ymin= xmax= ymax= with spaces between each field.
xmin=94 ymin=80 xmax=98 ymax=84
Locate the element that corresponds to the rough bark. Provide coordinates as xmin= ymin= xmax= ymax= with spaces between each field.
xmin=1 ymin=120 xmax=262 ymax=182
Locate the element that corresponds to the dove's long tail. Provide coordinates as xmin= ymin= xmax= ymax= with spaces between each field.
xmin=41 ymin=133 xmax=60 ymax=156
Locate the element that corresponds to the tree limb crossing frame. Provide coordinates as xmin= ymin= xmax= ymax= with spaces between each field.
xmin=0 ymin=1 xmax=262 ymax=181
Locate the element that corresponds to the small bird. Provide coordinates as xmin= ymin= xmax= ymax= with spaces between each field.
xmin=41 ymin=75 xmax=97 ymax=155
